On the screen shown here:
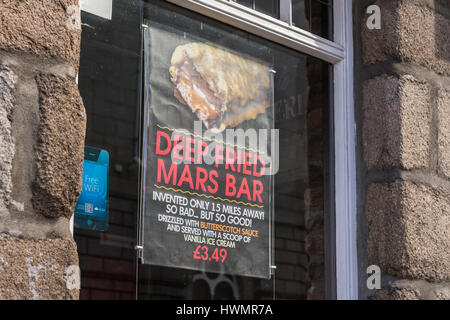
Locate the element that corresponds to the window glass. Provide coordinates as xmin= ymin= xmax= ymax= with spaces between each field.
xmin=234 ymin=0 xmax=333 ymax=40
xmin=75 ymin=0 xmax=332 ymax=300
xmin=234 ymin=0 xmax=280 ymax=18
xmin=234 ymin=0 xmax=253 ymax=9
xmin=75 ymin=0 xmax=141 ymax=299
xmin=254 ymin=0 xmax=280 ymax=18
xmin=292 ymin=0 xmax=333 ymax=39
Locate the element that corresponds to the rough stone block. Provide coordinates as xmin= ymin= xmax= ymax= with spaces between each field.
xmin=33 ymin=74 xmax=86 ymax=219
xmin=438 ymin=88 xmax=450 ymax=179
xmin=363 ymin=75 xmax=431 ymax=170
xmin=362 ymin=0 xmax=450 ymax=75
xmin=0 ymin=0 xmax=81 ymax=69
xmin=371 ymin=279 xmax=450 ymax=300
xmin=0 ymin=66 xmax=15 ymax=210
xmin=371 ymin=287 xmax=420 ymax=300
xmin=366 ymin=180 xmax=450 ymax=281
xmin=0 ymin=233 xmax=79 ymax=300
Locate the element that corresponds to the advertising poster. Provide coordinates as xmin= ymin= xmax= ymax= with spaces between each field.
xmin=141 ymin=16 xmax=275 ymax=279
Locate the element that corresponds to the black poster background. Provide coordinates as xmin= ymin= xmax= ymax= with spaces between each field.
xmin=141 ymin=5 xmax=275 ymax=279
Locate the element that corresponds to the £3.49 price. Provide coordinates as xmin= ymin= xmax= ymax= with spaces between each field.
xmin=193 ymin=245 xmax=227 ymax=263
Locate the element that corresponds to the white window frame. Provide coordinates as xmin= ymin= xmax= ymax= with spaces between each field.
xmin=166 ymin=0 xmax=358 ymax=300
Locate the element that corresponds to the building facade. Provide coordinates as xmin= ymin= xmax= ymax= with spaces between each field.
xmin=0 ymin=0 xmax=448 ymax=300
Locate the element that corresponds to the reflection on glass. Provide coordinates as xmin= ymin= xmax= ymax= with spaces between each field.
xmin=75 ymin=0 xmax=331 ymax=300
xmin=138 ymin=0 xmax=330 ymax=300
xmin=235 ymin=0 xmax=280 ymax=18
xmin=234 ymin=0 xmax=253 ymax=9
xmin=75 ymin=0 xmax=142 ymax=300
xmin=292 ymin=0 xmax=309 ymax=30
xmin=254 ymin=0 xmax=279 ymax=18
xmin=292 ymin=0 xmax=333 ymax=40
xmin=232 ymin=0 xmax=333 ymax=39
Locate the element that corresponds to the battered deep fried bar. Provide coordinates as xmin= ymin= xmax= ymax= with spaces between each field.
xmin=169 ymin=43 xmax=270 ymax=132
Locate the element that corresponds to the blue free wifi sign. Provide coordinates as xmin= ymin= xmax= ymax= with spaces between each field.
xmin=74 ymin=146 xmax=109 ymax=231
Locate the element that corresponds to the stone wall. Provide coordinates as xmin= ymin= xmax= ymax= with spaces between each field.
xmin=0 ymin=0 xmax=84 ymax=299
xmin=355 ymin=0 xmax=450 ymax=299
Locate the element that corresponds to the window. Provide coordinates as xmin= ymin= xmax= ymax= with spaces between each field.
xmin=234 ymin=0 xmax=280 ymax=19
xmin=75 ymin=0 xmax=356 ymax=300
xmin=232 ymin=0 xmax=333 ymax=40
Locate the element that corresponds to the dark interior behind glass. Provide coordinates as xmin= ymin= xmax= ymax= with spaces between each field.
xmin=235 ymin=0 xmax=333 ymax=40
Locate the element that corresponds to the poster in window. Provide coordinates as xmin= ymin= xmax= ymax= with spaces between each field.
xmin=141 ymin=14 xmax=275 ymax=279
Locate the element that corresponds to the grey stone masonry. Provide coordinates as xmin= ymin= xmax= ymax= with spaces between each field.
xmin=0 ymin=0 xmax=84 ymax=299
xmin=356 ymin=0 xmax=450 ymax=300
